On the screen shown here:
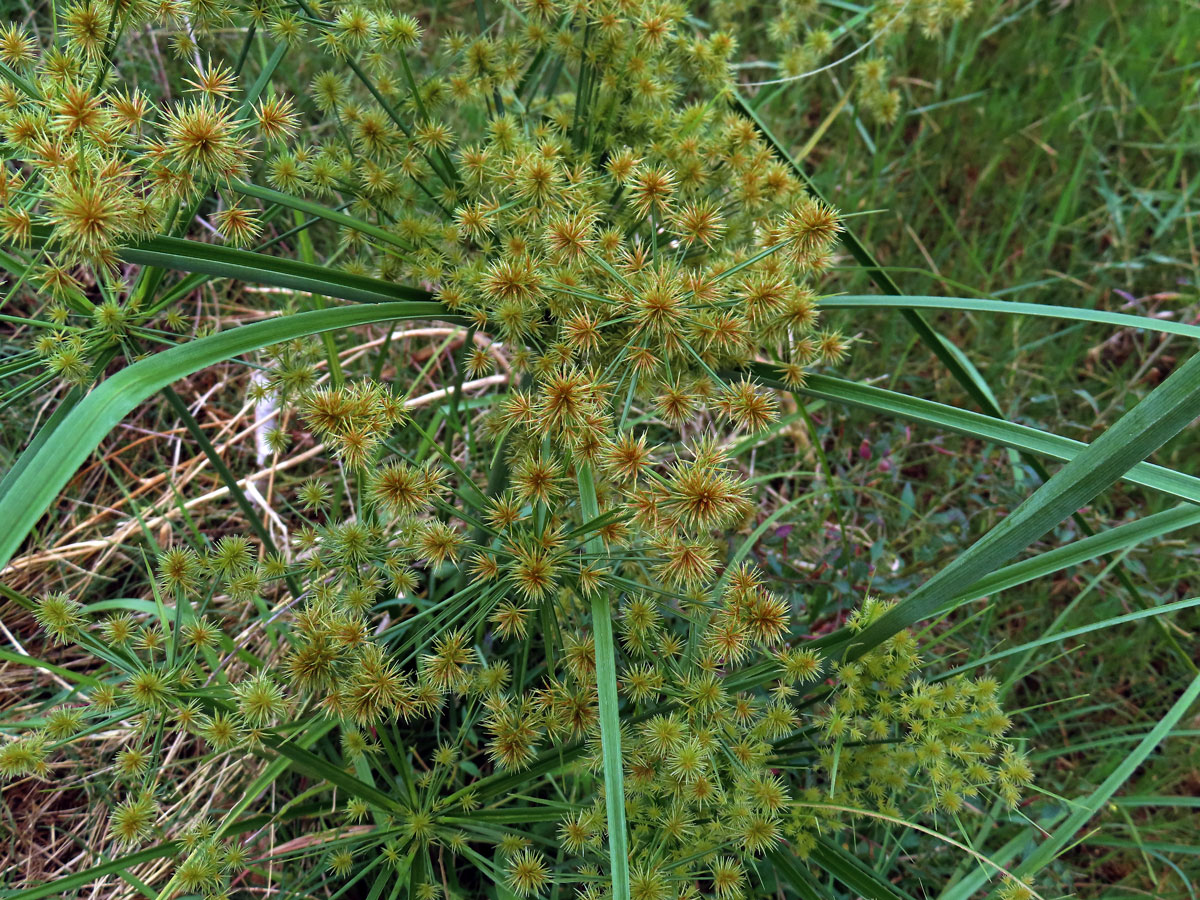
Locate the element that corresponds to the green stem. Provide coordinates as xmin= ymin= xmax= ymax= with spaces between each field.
xmin=576 ymin=464 xmax=630 ymax=900
xmin=160 ymin=386 xmax=303 ymax=602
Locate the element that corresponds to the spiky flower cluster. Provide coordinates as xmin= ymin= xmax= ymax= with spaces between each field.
xmin=5 ymin=410 xmax=1039 ymax=898
xmin=0 ymin=7 xmax=305 ymax=383
xmin=10 ymin=540 xmax=1034 ymax=900
xmin=472 ymin=577 xmax=1036 ymax=896
xmin=1 ymin=0 xmax=850 ymax=401
xmin=300 ymin=379 xmax=409 ymax=469
xmin=0 ymin=0 xmax=1032 ymax=898
xmin=811 ymin=599 xmax=1035 ymax=818
xmin=709 ymin=0 xmax=974 ymax=122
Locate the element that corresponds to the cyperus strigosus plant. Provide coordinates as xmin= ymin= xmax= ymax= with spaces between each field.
xmin=0 ymin=1 xmax=1196 ymax=899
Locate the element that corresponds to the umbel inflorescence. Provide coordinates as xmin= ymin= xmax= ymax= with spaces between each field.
xmin=0 ymin=0 xmax=1033 ymax=898
xmin=16 ymin=545 xmax=1036 ymax=900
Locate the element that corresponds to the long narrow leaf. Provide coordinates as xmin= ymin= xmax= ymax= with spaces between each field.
xmin=948 ymin=505 xmax=1200 ymax=609
xmin=27 ymin=227 xmax=432 ymax=306
xmin=822 ymin=295 xmax=1200 ymax=342
xmin=263 ymin=736 xmax=405 ymax=815
xmin=1009 ymin=672 xmax=1200 ymax=884
xmin=808 ymin=838 xmax=916 ymax=900
xmin=230 ymin=180 xmax=414 ymax=253
xmin=939 ymin=595 xmax=1200 ymax=677
xmin=761 ymin=371 xmax=1200 ymax=506
xmin=812 ymin=350 xmax=1200 ymax=656
xmin=0 ymin=301 xmax=450 ymax=573
xmin=0 ymin=844 xmax=182 ymax=900
xmin=765 ymin=848 xmax=831 ymax=900
xmin=120 ymin=238 xmax=430 ymax=304
xmin=577 ymin=464 xmax=631 ymax=900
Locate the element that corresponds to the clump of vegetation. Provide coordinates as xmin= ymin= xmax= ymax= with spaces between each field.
xmin=12 ymin=525 xmax=1038 ymax=898
xmin=1 ymin=0 xmax=1197 ymax=899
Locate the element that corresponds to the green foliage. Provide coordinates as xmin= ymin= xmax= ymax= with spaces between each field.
xmin=0 ymin=0 xmax=1196 ymax=899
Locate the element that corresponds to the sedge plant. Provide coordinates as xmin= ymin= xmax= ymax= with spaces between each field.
xmin=0 ymin=1 xmax=1197 ymax=899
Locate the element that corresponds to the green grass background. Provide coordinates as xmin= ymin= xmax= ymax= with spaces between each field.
xmin=757 ymin=2 xmax=1200 ymax=894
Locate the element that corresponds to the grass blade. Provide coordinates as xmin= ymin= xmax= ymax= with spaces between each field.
xmin=230 ymin=180 xmax=414 ymax=252
xmin=753 ymin=370 xmax=1200 ymax=506
xmin=0 ymin=301 xmax=450 ymax=573
xmin=939 ymin=595 xmax=1200 ymax=678
xmin=822 ymin=295 xmax=1200 ymax=342
xmin=577 ymin=464 xmax=630 ymax=900
xmin=949 ymin=505 xmax=1200 ymax=609
xmin=808 ymin=349 xmax=1200 ymax=656
xmin=120 ymin=238 xmax=430 ymax=304
xmin=765 ymin=848 xmax=832 ymax=900
xmin=0 ymin=845 xmax=182 ymax=900
xmin=27 ymin=227 xmax=432 ymax=306
xmin=262 ymin=734 xmax=404 ymax=815
xmin=808 ymin=837 xmax=917 ymax=900
xmin=1009 ymin=672 xmax=1200 ymax=885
